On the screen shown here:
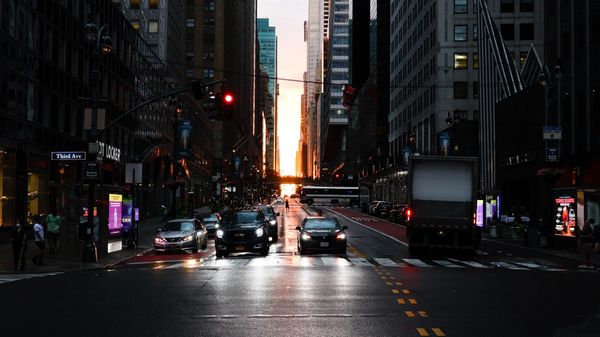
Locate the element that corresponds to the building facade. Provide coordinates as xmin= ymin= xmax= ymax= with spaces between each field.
xmin=257 ymin=18 xmax=278 ymax=175
xmin=0 ymin=0 xmax=212 ymax=257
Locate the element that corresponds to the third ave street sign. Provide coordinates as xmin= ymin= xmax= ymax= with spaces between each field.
xmin=51 ymin=151 xmax=87 ymax=161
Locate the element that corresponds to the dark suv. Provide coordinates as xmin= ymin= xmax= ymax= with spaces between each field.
xmin=255 ymin=205 xmax=280 ymax=242
xmin=215 ymin=210 xmax=270 ymax=258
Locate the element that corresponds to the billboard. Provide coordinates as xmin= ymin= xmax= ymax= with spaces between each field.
xmin=108 ymin=194 xmax=123 ymax=237
xmin=179 ymin=120 xmax=192 ymax=158
xmin=121 ymin=196 xmax=133 ymax=232
xmin=554 ymin=195 xmax=576 ymax=237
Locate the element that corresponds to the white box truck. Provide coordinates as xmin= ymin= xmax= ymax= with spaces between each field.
xmin=406 ymin=156 xmax=481 ymax=254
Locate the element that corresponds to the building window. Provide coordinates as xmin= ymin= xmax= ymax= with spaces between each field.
xmin=500 ymin=0 xmax=514 ymax=12
xmin=130 ymin=20 xmax=140 ymax=31
xmin=454 ymin=53 xmax=468 ymax=69
xmin=519 ymin=52 xmax=528 ymax=67
xmin=500 ymin=24 xmax=514 ymax=40
xmin=204 ymin=0 xmax=215 ymax=11
xmin=203 ymin=68 xmax=214 ymax=78
xmin=203 ymin=51 xmax=214 ymax=61
xmin=473 ymin=53 xmax=478 ymax=69
xmin=185 ymin=51 xmax=194 ymax=61
xmin=473 ymin=81 xmax=479 ymax=98
xmin=473 ymin=24 xmax=478 ymax=41
xmin=454 ymin=0 xmax=467 ymax=14
xmin=186 ymin=18 xmax=195 ymax=28
xmin=149 ymin=0 xmax=159 ymax=9
xmin=186 ymin=68 xmax=195 ymax=78
xmin=130 ymin=0 xmax=140 ymax=9
xmin=453 ymin=82 xmax=469 ymax=99
xmin=520 ymin=23 xmax=534 ymax=40
xmin=473 ymin=0 xmax=478 ymax=13
xmin=204 ymin=17 xmax=215 ymax=28
xmin=520 ymin=0 xmax=534 ymax=12
xmin=148 ymin=20 xmax=159 ymax=33
xmin=454 ymin=25 xmax=468 ymax=41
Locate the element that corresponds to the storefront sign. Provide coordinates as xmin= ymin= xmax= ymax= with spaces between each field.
xmin=108 ymin=194 xmax=123 ymax=237
xmin=554 ymin=194 xmax=576 ymax=237
xmin=51 ymin=151 xmax=86 ymax=161
xmin=476 ymin=199 xmax=484 ymax=227
xmin=134 ymin=208 xmax=140 ymax=222
xmin=546 ymin=147 xmax=560 ymax=162
xmin=178 ymin=120 xmax=192 ymax=158
xmin=97 ymin=141 xmax=121 ymax=162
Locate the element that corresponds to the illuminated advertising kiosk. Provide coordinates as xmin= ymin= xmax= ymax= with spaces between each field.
xmin=554 ymin=194 xmax=576 ymax=237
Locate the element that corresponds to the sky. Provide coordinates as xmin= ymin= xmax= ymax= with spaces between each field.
xmin=258 ymin=0 xmax=307 ymax=176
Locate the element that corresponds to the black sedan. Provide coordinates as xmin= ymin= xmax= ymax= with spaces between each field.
xmin=215 ymin=210 xmax=270 ymax=258
xmin=198 ymin=213 xmax=221 ymax=236
xmin=296 ymin=216 xmax=348 ymax=255
xmin=154 ymin=218 xmax=208 ymax=253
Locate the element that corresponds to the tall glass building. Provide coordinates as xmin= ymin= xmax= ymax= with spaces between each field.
xmin=257 ymin=18 xmax=278 ymax=173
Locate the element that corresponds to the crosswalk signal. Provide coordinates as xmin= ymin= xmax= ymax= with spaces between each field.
xmin=221 ymin=91 xmax=235 ymax=119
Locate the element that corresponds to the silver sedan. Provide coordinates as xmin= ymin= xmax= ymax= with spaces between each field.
xmin=154 ymin=218 xmax=208 ymax=253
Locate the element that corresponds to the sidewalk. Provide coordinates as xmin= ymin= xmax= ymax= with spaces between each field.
xmin=0 ymin=215 xmax=165 ymax=274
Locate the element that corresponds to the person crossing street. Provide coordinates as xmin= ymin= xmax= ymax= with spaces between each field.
xmin=32 ymin=216 xmax=46 ymax=266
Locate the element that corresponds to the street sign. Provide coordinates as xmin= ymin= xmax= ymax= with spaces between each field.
xmin=84 ymin=162 xmax=101 ymax=181
xmin=51 ymin=151 xmax=86 ymax=161
xmin=543 ymin=126 xmax=562 ymax=140
xmin=546 ymin=147 xmax=560 ymax=162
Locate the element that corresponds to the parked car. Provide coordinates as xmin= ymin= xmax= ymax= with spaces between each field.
xmin=296 ymin=216 xmax=348 ymax=255
xmin=255 ymin=205 xmax=280 ymax=242
xmin=272 ymin=198 xmax=285 ymax=206
xmin=373 ymin=201 xmax=392 ymax=218
xmin=198 ymin=213 xmax=221 ymax=236
xmin=368 ymin=201 xmax=385 ymax=214
xmin=215 ymin=210 xmax=270 ymax=258
xmin=389 ymin=205 xmax=408 ymax=224
xmin=154 ymin=218 xmax=208 ymax=254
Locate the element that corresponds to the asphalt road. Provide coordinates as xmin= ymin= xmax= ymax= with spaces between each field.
xmin=1 ymin=199 xmax=599 ymax=337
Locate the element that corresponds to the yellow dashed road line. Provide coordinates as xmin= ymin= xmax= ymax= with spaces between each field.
xmin=417 ymin=328 xmax=430 ymax=336
xmin=392 ymin=289 xmax=400 ymax=294
xmin=418 ymin=311 xmax=428 ymax=317
xmin=402 ymin=289 xmax=411 ymax=294
xmin=405 ymin=310 xmax=416 ymax=317
xmin=431 ymin=328 xmax=446 ymax=336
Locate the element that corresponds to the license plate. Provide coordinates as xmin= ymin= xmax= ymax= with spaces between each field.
xmin=235 ymin=244 xmax=245 ymax=251
xmin=168 ymin=243 xmax=178 ymax=248
xmin=320 ymin=242 xmax=329 ymax=247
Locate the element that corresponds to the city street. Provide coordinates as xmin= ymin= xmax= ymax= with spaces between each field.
xmin=1 ymin=199 xmax=599 ymax=337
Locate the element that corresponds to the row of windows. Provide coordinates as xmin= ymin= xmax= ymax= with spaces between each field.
xmin=454 ymin=0 xmax=533 ymax=14
xmin=391 ymin=85 xmax=436 ymax=129
xmin=453 ymin=81 xmax=479 ymax=99
xmin=129 ymin=0 xmax=160 ymax=10
xmin=454 ymin=51 xmax=529 ymax=70
xmin=130 ymin=20 xmax=159 ymax=34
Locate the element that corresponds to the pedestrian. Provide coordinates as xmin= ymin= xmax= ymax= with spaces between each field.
xmin=578 ymin=218 xmax=595 ymax=269
xmin=10 ymin=220 xmax=27 ymax=271
xmin=32 ymin=216 xmax=46 ymax=265
xmin=45 ymin=209 xmax=61 ymax=254
xmin=285 ymin=199 xmax=289 ymax=212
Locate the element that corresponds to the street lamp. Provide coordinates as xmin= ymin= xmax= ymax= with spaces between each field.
xmin=170 ymin=99 xmax=183 ymax=218
xmin=82 ymin=21 xmax=112 ymax=262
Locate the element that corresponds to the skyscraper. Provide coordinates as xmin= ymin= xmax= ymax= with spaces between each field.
xmin=257 ymin=18 xmax=278 ymax=175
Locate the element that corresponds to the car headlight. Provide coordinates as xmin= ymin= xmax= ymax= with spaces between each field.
xmin=216 ymin=229 xmax=224 ymax=238
xmin=269 ymin=219 xmax=277 ymax=225
xmin=301 ymin=233 xmax=311 ymax=241
xmin=336 ymin=232 xmax=346 ymax=240
xmin=181 ymin=235 xmax=194 ymax=242
xmin=255 ymin=228 xmax=264 ymax=237
xmin=154 ymin=237 xmax=165 ymax=244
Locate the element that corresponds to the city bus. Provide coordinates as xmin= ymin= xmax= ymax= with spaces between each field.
xmin=299 ymin=186 xmax=359 ymax=206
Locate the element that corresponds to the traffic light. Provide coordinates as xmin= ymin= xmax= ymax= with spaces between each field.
xmin=221 ymin=91 xmax=235 ymax=119
xmin=190 ymin=79 xmax=205 ymax=100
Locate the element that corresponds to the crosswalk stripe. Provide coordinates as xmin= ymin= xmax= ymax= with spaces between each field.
xmin=432 ymin=260 xmax=466 ymax=268
xmin=374 ymin=258 xmax=406 ymax=267
xmin=320 ymin=257 xmax=352 ymax=266
xmin=512 ymin=262 xmax=566 ymax=271
xmin=402 ymin=258 xmax=434 ymax=267
xmin=491 ymin=262 xmax=529 ymax=270
xmin=0 ymin=272 xmax=63 ymax=284
xmin=447 ymin=258 xmax=492 ymax=269
xmin=348 ymin=257 xmax=374 ymax=266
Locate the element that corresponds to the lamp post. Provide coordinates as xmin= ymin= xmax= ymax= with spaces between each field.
xmin=171 ymin=100 xmax=183 ymax=218
xmin=82 ymin=21 xmax=112 ymax=262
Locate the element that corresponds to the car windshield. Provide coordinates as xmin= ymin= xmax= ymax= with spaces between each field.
xmin=164 ymin=221 xmax=194 ymax=231
xmin=220 ymin=212 xmax=262 ymax=227
xmin=202 ymin=214 xmax=218 ymax=222
xmin=380 ymin=202 xmax=391 ymax=208
xmin=304 ymin=219 xmax=339 ymax=230
xmin=260 ymin=206 xmax=274 ymax=216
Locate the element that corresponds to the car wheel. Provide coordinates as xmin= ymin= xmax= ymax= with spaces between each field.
xmin=338 ymin=248 xmax=347 ymax=255
xmin=216 ymin=252 xmax=225 ymax=258
xmin=260 ymin=246 xmax=269 ymax=256
xmin=201 ymin=237 xmax=208 ymax=250
xmin=271 ymin=233 xmax=278 ymax=243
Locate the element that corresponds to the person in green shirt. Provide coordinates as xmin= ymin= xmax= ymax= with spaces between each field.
xmin=46 ymin=210 xmax=62 ymax=254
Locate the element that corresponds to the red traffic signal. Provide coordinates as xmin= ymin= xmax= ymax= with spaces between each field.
xmin=223 ymin=92 xmax=234 ymax=105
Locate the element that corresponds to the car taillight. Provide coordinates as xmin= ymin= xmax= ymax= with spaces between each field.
xmin=473 ymin=212 xmax=476 ymax=224
xmin=405 ymin=208 xmax=412 ymax=221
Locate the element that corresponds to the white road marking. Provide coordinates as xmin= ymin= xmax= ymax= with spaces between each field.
xmin=348 ymin=257 xmax=375 ymax=266
xmin=432 ymin=260 xmax=466 ymax=268
xmin=447 ymin=258 xmax=492 ymax=269
xmin=374 ymin=258 xmax=406 ymax=267
xmin=402 ymin=258 xmax=434 ymax=267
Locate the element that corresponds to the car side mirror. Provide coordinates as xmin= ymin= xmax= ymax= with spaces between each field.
xmin=275 ymin=212 xmax=280 ymax=216
xmin=342 ymin=225 xmax=348 ymax=230
xmin=295 ymin=226 xmax=301 ymax=231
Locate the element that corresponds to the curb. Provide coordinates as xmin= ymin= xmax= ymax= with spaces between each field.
xmin=105 ymin=247 xmax=154 ymax=268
